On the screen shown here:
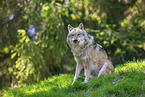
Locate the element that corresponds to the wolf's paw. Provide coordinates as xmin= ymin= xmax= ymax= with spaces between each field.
xmin=82 ymin=80 xmax=88 ymax=84
xmin=72 ymin=81 xmax=75 ymax=85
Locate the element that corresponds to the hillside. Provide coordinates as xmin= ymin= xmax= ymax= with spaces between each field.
xmin=2 ymin=60 xmax=145 ymax=97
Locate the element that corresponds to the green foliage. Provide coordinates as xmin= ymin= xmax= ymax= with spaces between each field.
xmin=87 ymin=16 xmax=145 ymax=63
xmin=9 ymin=1 xmax=69 ymax=86
xmin=3 ymin=60 xmax=145 ymax=97
xmin=1 ymin=0 xmax=145 ymax=90
xmin=10 ymin=29 xmax=44 ymax=84
xmin=38 ymin=1 xmax=68 ymax=66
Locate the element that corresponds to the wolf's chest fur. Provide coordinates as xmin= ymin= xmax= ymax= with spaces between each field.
xmin=72 ymin=42 xmax=106 ymax=64
xmin=72 ymin=44 xmax=91 ymax=60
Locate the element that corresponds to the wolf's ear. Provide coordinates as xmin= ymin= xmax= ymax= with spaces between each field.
xmin=78 ymin=23 xmax=84 ymax=30
xmin=68 ymin=24 xmax=74 ymax=32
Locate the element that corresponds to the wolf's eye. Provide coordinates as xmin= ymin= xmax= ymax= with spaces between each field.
xmin=70 ymin=34 xmax=74 ymax=37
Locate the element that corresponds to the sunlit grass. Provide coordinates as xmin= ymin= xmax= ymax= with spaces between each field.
xmin=115 ymin=60 xmax=145 ymax=73
xmin=2 ymin=60 xmax=145 ymax=97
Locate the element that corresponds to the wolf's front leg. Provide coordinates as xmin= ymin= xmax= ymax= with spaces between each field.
xmin=72 ymin=64 xmax=83 ymax=85
xmin=98 ymin=63 xmax=108 ymax=77
xmin=84 ymin=63 xmax=92 ymax=83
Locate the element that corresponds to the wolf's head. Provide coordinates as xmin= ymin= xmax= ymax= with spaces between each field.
xmin=67 ymin=23 xmax=94 ymax=48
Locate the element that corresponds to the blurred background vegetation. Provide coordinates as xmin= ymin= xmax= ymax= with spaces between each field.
xmin=0 ymin=0 xmax=145 ymax=90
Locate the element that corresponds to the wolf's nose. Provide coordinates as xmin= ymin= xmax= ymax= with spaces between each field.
xmin=73 ymin=39 xmax=78 ymax=43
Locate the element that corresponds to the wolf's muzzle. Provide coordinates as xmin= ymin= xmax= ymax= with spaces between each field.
xmin=73 ymin=39 xmax=78 ymax=43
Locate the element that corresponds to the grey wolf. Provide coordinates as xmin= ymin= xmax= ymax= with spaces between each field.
xmin=67 ymin=23 xmax=114 ymax=85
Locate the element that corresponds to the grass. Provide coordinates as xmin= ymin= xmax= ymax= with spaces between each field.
xmin=2 ymin=60 xmax=145 ymax=97
xmin=115 ymin=60 xmax=145 ymax=73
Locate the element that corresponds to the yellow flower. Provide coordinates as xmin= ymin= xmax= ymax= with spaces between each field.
xmin=13 ymin=72 xmax=17 ymax=75
xmin=4 ymin=47 xmax=9 ymax=53
xmin=43 ymin=6 xmax=49 ymax=10
xmin=78 ymin=3 xmax=82 ymax=7
xmin=16 ymin=76 xmax=19 ymax=79
xmin=103 ymin=41 xmax=108 ymax=44
xmin=18 ymin=81 xmax=21 ymax=83
xmin=111 ymin=40 xmax=114 ymax=44
xmin=8 ymin=67 xmax=13 ymax=73
xmin=71 ymin=14 xmax=76 ymax=20
xmin=98 ymin=20 xmax=101 ymax=24
xmin=100 ymin=32 xmax=104 ymax=35
xmin=121 ymin=22 xmax=124 ymax=27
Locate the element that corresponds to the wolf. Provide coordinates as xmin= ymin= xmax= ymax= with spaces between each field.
xmin=67 ymin=23 xmax=114 ymax=85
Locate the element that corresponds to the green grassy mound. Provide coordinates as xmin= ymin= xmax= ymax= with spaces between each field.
xmin=3 ymin=60 xmax=145 ymax=97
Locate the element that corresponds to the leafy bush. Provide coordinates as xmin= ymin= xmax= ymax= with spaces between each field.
xmin=9 ymin=29 xmax=45 ymax=85
xmin=9 ymin=2 xmax=69 ymax=85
